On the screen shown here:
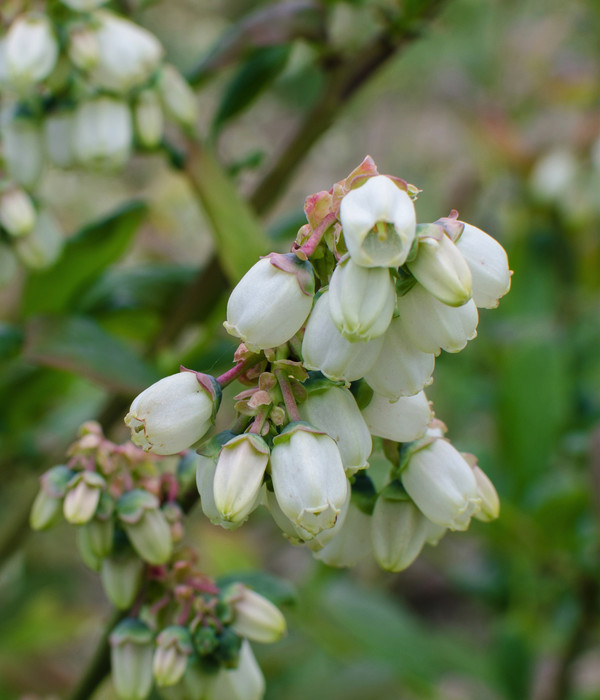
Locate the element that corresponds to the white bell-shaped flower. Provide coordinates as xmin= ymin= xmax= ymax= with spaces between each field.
xmin=0 ymin=186 xmax=36 ymax=237
xmin=407 ymin=225 xmax=472 ymax=307
xmin=371 ymin=497 xmax=429 ymax=572
xmin=401 ymin=437 xmax=481 ymax=531
xmin=195 ymin=453 xmax=243 ymax=530
xmin=328 ymin=257 xmax=396 ymax=341
xmin=213 ymin=433 xmax=269 ymax=524
xmin=68 ymin=24 xmax=100 ymax=71
xmin=471 ymin=464 xmax=500 ymax=522
xmin=158 ymin=65 xmax=198 ymax=128
xmin=2 ymin=115 xmax=44 ymax=188
xmin=125 ymin=370 xmax=220 ymax=455
xmin=74 ymin=97 xmax=132 ymax=170
xmin=225 ymin=253 xmax=314 ymax=351
xmin=14 ymin=209 xmax=63 ymax=270
xmin=270 ymin=422 xmax=348 ymax=537
xmin=364 ymin=317 xmax=435 ymax=399
xmin=396 ymin=283 xmax=478 ymax=355
xmin=299 ymin=382 xmax=372 ymax=475
xmin=110 ymin=619 xmax=154 ymax=700
xmin=5 ymin=14 xmax=58 ymax=88
xmin=44 ymin=111 xmax=76 ymax=168
xmin=89 ymin=11 xmax=163 ymax=93
xmin=227 ymin=584 xmax=287 ymax=644
xmin=134 ymin=89 xmax=164 ymax=148
xmin=361 ymin=390 xmax=432 ymax=442
xmin=340 ymin=175 xmax=416 ymax=268
xmin=210 ymin=640 xmax=265 ymax=700
xmin=302 ymin=292 xmax=383 ymax=382
xmin=455 ymin=223 xmax=512 ymax=309
xmin=313 ymin=500 xmax=372 ymax=567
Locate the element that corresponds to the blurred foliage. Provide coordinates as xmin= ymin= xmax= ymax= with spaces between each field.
xmin=1 ymin=0 xmax=600 ymax=699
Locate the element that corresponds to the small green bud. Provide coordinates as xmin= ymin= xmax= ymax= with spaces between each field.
xmin=110 ymin=618 xmax=154 ymax=700
xmin=117 ymin=490 xmax=173 ymax=565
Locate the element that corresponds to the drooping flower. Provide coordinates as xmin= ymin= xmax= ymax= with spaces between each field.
xmin=361 ymin=390 xmax=432 ymax=443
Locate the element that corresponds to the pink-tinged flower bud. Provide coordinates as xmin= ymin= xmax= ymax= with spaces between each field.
xmin=271 ymin=422 xmax=348 ymax=538
xmin=361 ymin=391 xmax=432 ymax=443
xmin=407 ymin=225 xmax=472 ymax=307
xmin=125 ymin=370 xmax=221 ymax=456
xmin=226 ymin=584 xmax=286 ymax=644
xmin=30 ymin=465 xmax=74 ymax=531
xmin=210 ymin=640 xmax=265 ymax=700
xmin=454 ymin=223 xmax=512 ymax=309
xmin=89 ymin=12 xmax=164 ymax=93
xmin=302 ymin=292 xmax=383 ymax=382
xmin=371 ymin=496 xmax=428 ymax=572
xmin=0 ymin=186 xmax=35 ymax=237
xmin=117 ymin=490 xmax=173 ymax=565
xmin=134 ymin=89 xmax=164 ymax=148
xmin=340 ymin=175 xmax=416 ymax=268
xmin=401 ymin=437 xmax=481 ymax=531
xmin=153 ymin=626 xmax=193 ymax=688
xmin=299 ymin=381 xmax=372 ymax=475
xmin=224 ymin=254 xmax=315 ymax=351
xmin=364 ymin=317 xmax=434 ymax=399
xmin=14 ymin=208 xmax=63 ymax=270
xmin=63 ymin=471 xmax=106 ymax=524
xmin=1 ymin=116 xmax=44 ymax=188
xmin=100 ymin=549 xmax=143 ymax=609
xmin=213 ymin=434 xmax=269 ymax=524
xmin=396 ymin=283 xmax=478 ymax=355
xmin=158 ymin=65 xmax=198 ymax=128
xmin=5 ymin=14 xmax=58 ymax=88
xmin=44 ymin=111 xmax=76 ymax=168
xmin=74 ymin=97 xmax=133 ymax=170
xmin=68 ymin=24 xmax=100 ymax=71
xmin=313 ymin=501 xmax=372 ymax=568
xmin=328 ymin=257 xmax=396 ymax=341
xmin=110 ymin=618 xmax=154 ymax=700
xmin=470 ymin=463 xmax=500 ymax=522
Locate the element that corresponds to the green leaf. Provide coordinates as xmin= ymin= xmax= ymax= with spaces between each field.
xmin=23 ymin=314 xmax=159 ymax=394
xmin=22 ymin=200 xmax=147 ymax=316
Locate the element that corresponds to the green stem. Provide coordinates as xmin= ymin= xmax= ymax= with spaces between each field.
xmin=275 ymin=369 xmax=301 ymax=422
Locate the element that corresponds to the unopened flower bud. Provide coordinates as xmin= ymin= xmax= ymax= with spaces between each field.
xmin=271 ymin=422 xmax=348 ymax=538
xmin=134 ymin=89 xmax=164 ymax=148
xmin=158 ymin=65 xmax=198 ymax=128
xmin=5 ymin=14 xmax=58 ymax=88
xmin=396 ymin=283 xmax=478 ymax=355
xmin=68 ymin=24 xmax=100 ymax=71
xmin=328 ymin=257 xmax=396 ymax=341
xmin=30 ymin=465 xmax=74 ymax=530
xmin=470 ymin=463 xmax=500 ymax=522
xmin=125 ymin=370 xmax=221 ymax=455
xmin=63 ymin=471 xmax=106 ymax=524
xmin=154 ymin=626 xmax=194 ymax=688
xmin=14 ymin=208 xmax=63 ymax=270
xmin=100 ymin=548 xmax=143 ymax=609
xmin=213 ymin=433 xmax=269 ymax=524
xmin=44 ymin=111 xmax=76 ymax=168
xmin=225 ymin=584 xmax=286 ymax=644
xmin=340 ymin=175 xmax=416 ymax=268
xmin=302 ymin=292 xmax=383 ymax=382
xmin=1 ymin=116 xmax=44 ymax=187
xmin=401 ymin=437 xmax=481 ymax=531
xmin=0 ymin=186 xmax=35 ymax=237
xmin=110 ymin=618 xmax=154 ymax=700
xmin=299 ymin=382 xmax=371 ymax=475
xmin=196 ymin=453 xmax=243 ymax=530
xmin=78 ymin=495 xmax=114 ymax=559
xmin=371 ymin=496 xmax=428 ymax=572
xmin=361 ymin=390 xmax=432 ymax=442
xmin=74 ymin=97 xmax=132 ymax=170
xmin=117 ymin=489 xmax=173 ymax=565
xmin=224 ymin=254 xmax=315 ymax=351
xmin=210 ymin=640 xmax=265 ymax=700
xmin=407 ymin=225 xmax=472 ymax=307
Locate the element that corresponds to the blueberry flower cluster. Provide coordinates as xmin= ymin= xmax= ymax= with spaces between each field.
xmin=125 ymin=157 xmax=511 ymax=575
xmin=31 ymin=422 xmax=285 ymax=700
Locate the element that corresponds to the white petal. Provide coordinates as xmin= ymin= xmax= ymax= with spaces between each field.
xmin=362 ymin=391 xmax=432 ymax=442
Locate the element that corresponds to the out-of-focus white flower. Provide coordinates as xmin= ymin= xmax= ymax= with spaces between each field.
xmin=2 ymin=115 xmax=44 ymax=188
xmin=299 ymin=382 xmax=371 ymax=475
xmin=224 ymin=253 xmax=314 ymax=351
xmin=407 ymin=225 xmax=472 ymax=306
xmin=0 ymin=186 xmax=36 ymax=237
xmin=89 ymin=11 xmax=164 ymax=93
xmin=30 ymin=465 xmax=74 ymax=531
xmin=361 ymin=390 xmax=432 ymax=442
xmin=125 ymin=370 xmax=220 ymax=456
xmin=5 ymin=14 xmax=58 ymax=88
xmin=371 ymin=497 xmax=428 ymax=572
xmin=100 ymin=550 xmax=144 ymax=610
xmin=270 ymin=422 xmax=348 ymax=538
xmin=134 ymin=89 xmax=164 ymax=148
xmin=210 ymin=640 xmax=265 ymax=700
xmin=14 ymin=208 xmax=63 ymax=269
xmin=328 ymin=257 xmax=396 ymax=341
xmin=68 ymin=24 xmax=100 ymax=71
xmin=153 ymin=626 xmax=193 ymax=688
xmin=158 ymin=64 xmax=198 ymax=128
xmin=401 ymin=437 xmax=481 ymax=531
xmin=530 ymin=149 xmax=578 ymax=201
xmin=226 ymin=584 xmax=286 ymax=644
xmin=364 ymin=317 xmax=434 ymax=399
xmin=73 ymin=97 xmax=133 ymax=170
xmin=110 ymin=618 xmax=154 ymax=700
xmin=44 ymin=111 xmax=76 ymax=168
xmin=302 ymin=291 xmax=383 ymax=382
xmin=340 ymin=175 xmax=416 ymax=268
xmin=396 ymin=283 xmax=478 ymax=355
xmin=469 ymin=461 xmax=500 ymax=522
xmin=63 ymin=471 xmax=106 ymax=525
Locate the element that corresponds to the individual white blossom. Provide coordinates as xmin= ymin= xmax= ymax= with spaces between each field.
xmin=5 ymin=14 xmax=58 ymax=88
xmin=14 ymin=209 xmax=63 ymax=269
xmin=471 ymin=463 xmax=500 ymax=522
xmin=371 ymin=497 xmax=429 ymax=572
xmin=110 ymin=619 xmax=154 ymax=700
xmin=361 ymin=390 xmax=432 ymax=443
xmin=210 ymin=640 xmax=265 ymax=700
xmin=74 ymin=97 xmax=133 ymax=170
xmin=68 ymin=24 xmax=100 ymax=71
xmin=153 ymin=627 xmax=193 ymax=688
xmin=2 ymin=115 xmax=44 ymax=188
xmin=0 ymin=186 xmax=36 ymax=237
xmin=44 ymin=111 xmax=76 ymax=168
xmin=228 ymin=584 xmax=287 ymax=644
xmin=158 ymin=64 xmax=198 ymax=128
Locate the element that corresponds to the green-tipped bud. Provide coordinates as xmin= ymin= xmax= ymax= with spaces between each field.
xmin=63 ymin=471 xmax=106 ymax=525
xmin=225 ymin=584 xmax=286 ymax=644
xmin=110 ymin=618 xmax=154 ymax=700
xmin=78 ymin=514 xmax=114 ymax=562
xmin=30 ymin=465 xmax=73 ymax=531
xmin=154 ymin=626 xmax=194 ymax=687
xmin=117 ymin=490 xmax=173 ymax=565
xmin=100 ymin=549 xmax=144 ymax=609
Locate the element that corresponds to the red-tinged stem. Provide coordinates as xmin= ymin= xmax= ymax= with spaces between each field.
xmin=296 ymin=212 xmax=337 ymax=258
xmin=216 ymin=355 xmax=262 ymax=388
xmin=177 ymin=599 xmax=193 ymax=626
xmin=275 ymin=369 xmax=301 ymax=422
xmin=249 ymin=407 xmax=269 ymax=434
xmin=149 ymin=593 xmax=172 ymax=617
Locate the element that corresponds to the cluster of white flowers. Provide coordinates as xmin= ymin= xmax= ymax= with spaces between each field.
xmin=125 ymin=159 xmax=511 ymax=580
xmin=0 ymin=0 xmax=197 ymax=278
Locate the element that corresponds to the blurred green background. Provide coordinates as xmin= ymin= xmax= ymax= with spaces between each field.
xmin=1 ymin=0 xmax=600 ymax=698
